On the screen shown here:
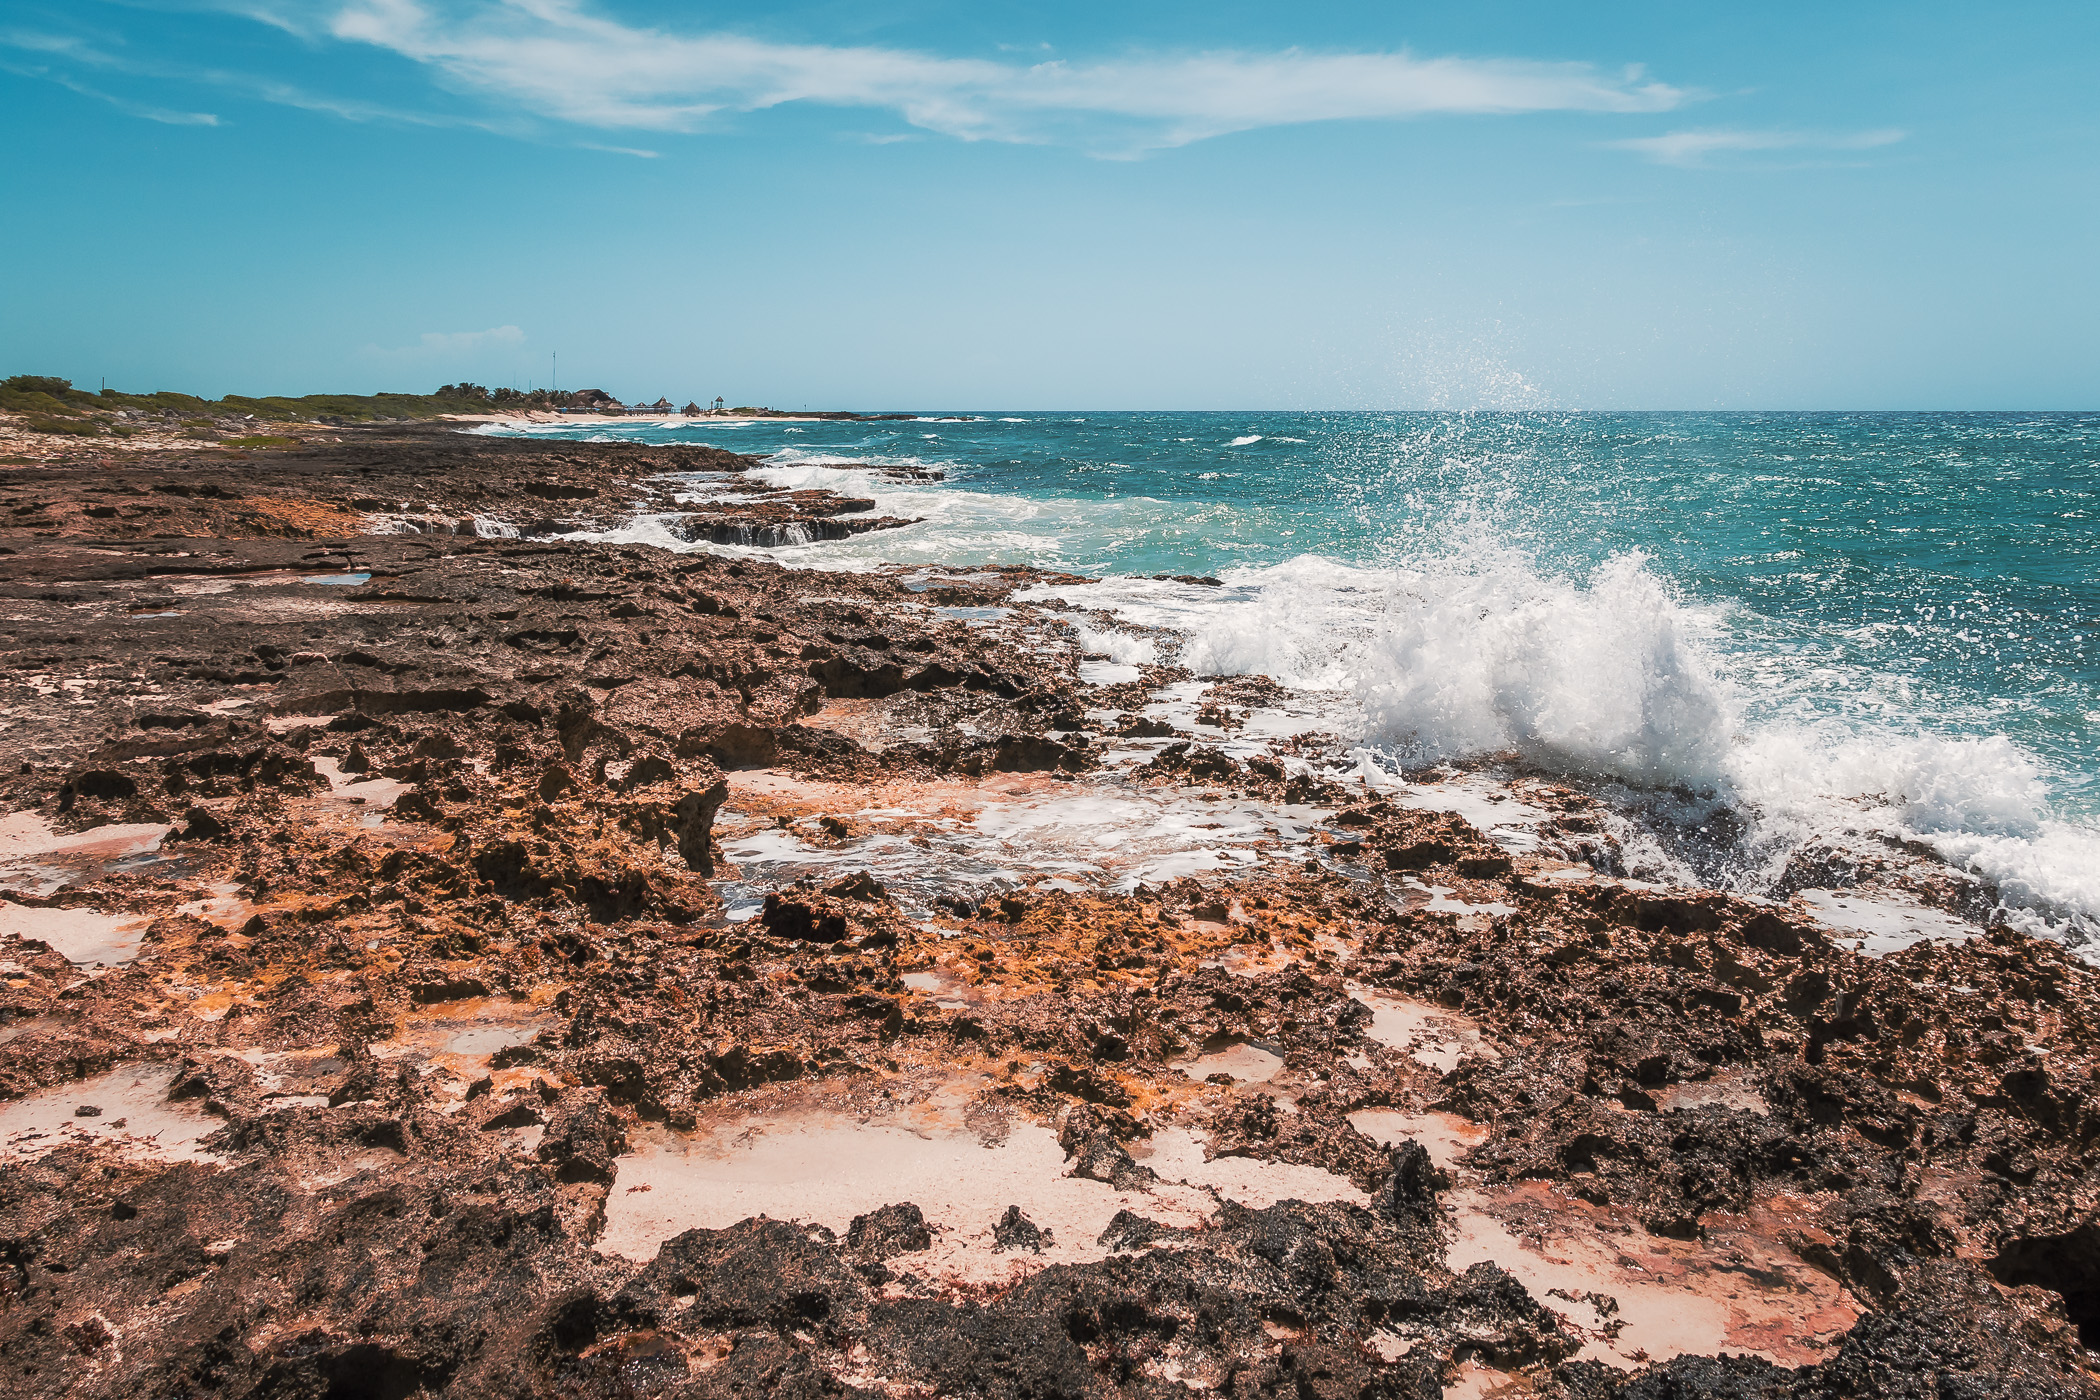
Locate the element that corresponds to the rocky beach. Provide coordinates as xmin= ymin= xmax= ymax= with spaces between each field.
xmin=2 ymin=421 xmax=2098 ymax=1400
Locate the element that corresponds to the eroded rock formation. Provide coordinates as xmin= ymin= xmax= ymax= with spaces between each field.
xmin=0 ymin=427 xmax=2094 ymax=1398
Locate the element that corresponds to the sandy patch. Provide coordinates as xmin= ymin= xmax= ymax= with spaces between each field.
xmin=1446 ymin=1183 xmax=1858 ymax=1371
xmin=599 ymin=1099 xmax=1364 ymax=1288
xmin=0 ymin=1062 xmax=224 ymax=1164
xmin=1350 ymin=988 xmax=1499 ymax=1073
xmin=0 ymin=812 xmax=174 ymax=895
xmin=1181 ymin=1041 xmax=1287 ymax=1083
xmin=0 ymin=901 xmax=155 ymax=966
xmin=1346 ymin=1107 xmax=1489 ymax=1172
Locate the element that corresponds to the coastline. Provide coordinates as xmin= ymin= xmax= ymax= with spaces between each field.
xmin=444 ymin=411 xmax=888 ymax=428
xmin=1 ymin=422 xmax=2096 ymax=1397
xmin=0 ymin=405 xmax=889 ymax=467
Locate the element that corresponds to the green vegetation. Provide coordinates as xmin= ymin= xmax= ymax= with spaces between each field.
xmin=215 ymin=390 xmax=487 ymax=422
xmin=220 ymin=434 xmax=302 ymax=448
xmin=0 ymin=373 xmax=606 ymax=439
xmin=0 ymin=376 xmax=95 ymax=420
xmin=22 ymin=415 xmax=103 ymax=436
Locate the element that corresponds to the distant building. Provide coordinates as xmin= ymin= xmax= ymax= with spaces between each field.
xmin=563 ymin=389 xmax=618 ymax=414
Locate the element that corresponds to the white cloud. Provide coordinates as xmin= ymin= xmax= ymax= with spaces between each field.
xmin=46 ymin=70 xmax=222 ymax=124
xmin=365 ymin=324 xmax=526 ymax=359
xmin=0 ymin=28 xmax=91 ymax=60
xmin=0 ymin=25 xmax=469 ymax=131
xmin=1 ymin=29 xmax=221 ymax=122
xmin=213 ymin=0 xmax=1683 ymax=153
xmin=1610 ymin=126 xmax=1906 ymax=168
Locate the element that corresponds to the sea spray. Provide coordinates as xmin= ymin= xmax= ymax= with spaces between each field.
xmin=1178 ymin=551 xmax=1735 ymax=784
xmin=1080 ymin=554 xmax=2099 ymax=940
xmin=487 ymin=408 xmax=2100 ymax=944
xmin=1075 ymin=628 xmax=1159 ymax=665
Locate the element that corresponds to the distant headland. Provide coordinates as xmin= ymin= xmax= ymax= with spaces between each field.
xmin=0 ymin=374 xmax=913 ymax=461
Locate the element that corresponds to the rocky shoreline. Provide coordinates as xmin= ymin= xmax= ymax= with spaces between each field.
xmin=2 ymin=424 xmax=2097 ymax=1398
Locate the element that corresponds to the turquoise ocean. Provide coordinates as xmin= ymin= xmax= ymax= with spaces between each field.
xmin=479 ymin=412 xmax=2100 ymax=944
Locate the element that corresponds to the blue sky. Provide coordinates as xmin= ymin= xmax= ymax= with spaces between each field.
xmin=3 ymin=2 xmax=2095 ymax=408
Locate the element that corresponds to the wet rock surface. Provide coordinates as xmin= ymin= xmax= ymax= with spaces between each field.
xmin=0 ymin=426 xmax=2096 ymax=1397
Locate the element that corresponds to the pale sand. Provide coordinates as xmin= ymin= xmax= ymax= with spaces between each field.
xmin=1347 ymin=986 xmax=1501 ymax=1073
xmin=598 ymin=1101 xmax=1366 ymax=1291
xmin=0 ymin=1063 xmax=224 ymax=1165
xmin=0 ymin=901 xmax=154 ymax=966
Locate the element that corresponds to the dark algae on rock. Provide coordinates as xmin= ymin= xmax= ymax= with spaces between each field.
xmin=0 ymin=424 xmax=2096 ymax=1397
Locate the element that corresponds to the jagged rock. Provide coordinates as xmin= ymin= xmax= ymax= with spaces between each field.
xmin=761 ymin=889 xmax=849 ymax=943
xmin=1374 ymin=1140 xmax=1445 ymax=1227
xmin=992 ymin=1206 xmax=1052 ymax=1253
xmin=172 ymin=804 xmax=227 ymax=840
xmin=536 ymin=1090 xmax=629 ymax=1184
xmin=0 ymin=422 xmax=2092 ymax=1400
xmin=1060 ymin=1103 xmax=1157 ymax=1190
xmin=847 ymin=1202 xmax=934 ymax=1257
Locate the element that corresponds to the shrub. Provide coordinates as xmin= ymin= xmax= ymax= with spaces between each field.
xmin=2 ymin=375 xmax=72 ymax=396
xmin=0 ymin=391 xmax=75 ymax=416
xmin=23 ymin=414 xmax=102 ymax=436
xmin=9 ymin=378 xmax=566 ymax=426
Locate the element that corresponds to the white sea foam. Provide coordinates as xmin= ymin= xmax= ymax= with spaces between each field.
xmin=474 ymin=420 xmax=2100 ymax=943
xmin=1076 ymin=627 xmax=1158 ymax=665
xmin=1039 ymin=552 xmax=2100 ymax=941
xmin=1159 ymin=552 xmax=1732 ymax=785
xmin=1229 ymin=435 xmax=1264 ymax=446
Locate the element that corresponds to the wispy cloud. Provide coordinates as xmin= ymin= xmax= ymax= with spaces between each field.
xmin=189 ymin=0 xmax=1685 ymax=153
xmin=364 ymin=324 xmax=526 ymax=359
xmin=0 ymin=23 xmax=491 ymax=132
xmin=0 ymin=27 xmax=95 ymax=60
xmin=1610 ymin=126 xmax=1906 ymax=168
xmin=1 ymin=57 xmax=223 ymax=124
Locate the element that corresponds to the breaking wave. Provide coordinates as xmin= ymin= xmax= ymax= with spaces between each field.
xmin=1060 ymin=550 xmax=2100 ymax=940
xmin=472 ymin=411 xmax=2100 ymax=945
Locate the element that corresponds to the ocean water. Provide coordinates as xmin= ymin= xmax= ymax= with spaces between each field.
xmin=479 ymin=412 xmax=2100 ymax=943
